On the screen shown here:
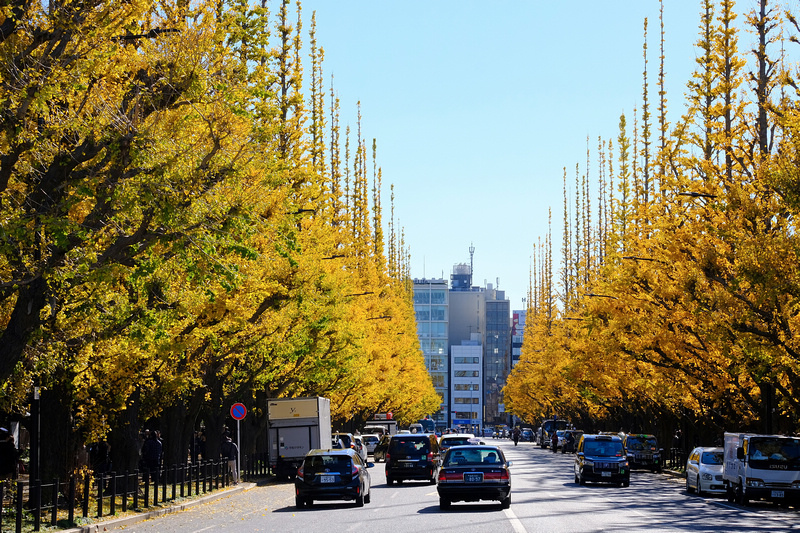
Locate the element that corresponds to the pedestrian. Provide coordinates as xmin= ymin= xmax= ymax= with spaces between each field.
xmin=0 ymin=429 xmax=18 ymax=480
xmin=221 ymin=435 xmax=239 ymax=484
xmin=551 ymin=430 xmax=558 ymax=452
xmin=140 ymin=430 xmax=162 ymax=487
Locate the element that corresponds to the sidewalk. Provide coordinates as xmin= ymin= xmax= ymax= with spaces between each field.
xmin=61 ymin=481 xmax=259 ymax=533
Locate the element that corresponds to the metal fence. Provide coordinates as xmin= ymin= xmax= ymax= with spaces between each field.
xmin=664 ymin=447 xmax=687 ymax=471
xmin=0 ymin=453 xmax=269 ymax=533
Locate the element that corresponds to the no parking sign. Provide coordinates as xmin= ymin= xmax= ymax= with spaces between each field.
xmin=230 ymin=403 xmax=247 ymax=420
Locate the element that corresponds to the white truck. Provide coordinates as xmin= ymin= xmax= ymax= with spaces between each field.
xmin=723 ymin=432 xmax=800 ymax=505
xmin=363 ymin=416 xmax=398 ymax=437
xmin=267 ymin=397 xmax=332 ymax=479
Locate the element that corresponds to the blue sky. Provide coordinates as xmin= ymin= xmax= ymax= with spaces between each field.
xmin=300 ymin=1 xmax=773 ymax=309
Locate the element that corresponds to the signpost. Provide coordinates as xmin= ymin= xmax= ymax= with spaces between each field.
xmin=230 ymin=403 xmax=247 ymax=475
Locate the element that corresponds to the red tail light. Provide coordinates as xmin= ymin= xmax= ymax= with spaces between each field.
xmin=351 ymin=463 xmax=359 ymax=477
xmin=297 ymin=464 xmax=304 ymax=480
xmin=427 ymin=452 xmax=434 ymax=461
xmin=386 ymin=453 xmax=391 ymax=462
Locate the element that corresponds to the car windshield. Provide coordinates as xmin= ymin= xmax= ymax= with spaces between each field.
xmin=584 ymin=440 xmax=624 ymax=457
xmin=626 ymin=436 xmax=658 ymax=451
xmin=335 ymin=434 xmax=352 ymax=447
xmin=442 ymin=437 xmax=472 ymax=447
xmin=303 ymin=455 xmax=352 ymax=474
xmin=363 ymin=435 xmax=378 ymax=443
xmin=390 ymin=438 xmax=428 ymax=453
xmin=749 ymin=437 xmax=800 ymax=465
xmin=444 ymin=448 xmax=503 ymax=466
xmin=701 ymin=451 xmax=724 ymax=465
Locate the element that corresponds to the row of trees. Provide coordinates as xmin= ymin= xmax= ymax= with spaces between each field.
xmin=0 ymin=0 xmax=439 ymax=479
xmin=505 ymin=0 xmax=800 ymax=442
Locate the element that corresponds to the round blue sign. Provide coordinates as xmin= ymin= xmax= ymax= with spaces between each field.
xmin=230 ymin=403 xmax=247 ymax=420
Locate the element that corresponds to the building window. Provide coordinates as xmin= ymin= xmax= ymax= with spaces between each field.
xmin=454 ymin=371 xmax=479 ymax=377
xmin=454 ymin=357 xmax=479 ymax=364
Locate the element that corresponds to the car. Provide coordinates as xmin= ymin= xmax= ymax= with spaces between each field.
xmin=554 ymin=430 xmax=567 ymax=451
xmin=623 ymin=434 xmax=662 ymax=472
xmin=373 ymin=435 xmax=391 ymax=462
xmin=686 ymin=446 xmax=725 ymax=496
xmin=332 ymin=432 xmax=354 ymax=449
xmin=361 ymin=434 xmax=380 ymax=455
xmin=439 ymin=434 xmax=476 ymax=455
xmin=521 ymin=428 xmax=533 ymax=442
xmin=385 ymin=433 xmax=440 ymax=485
xmin=574 ymin=434 xmax=630 ymax=487
xmin=353 ymin=435 xmax=368 ymax=461
xmin=437 ymin=445 xmax=512 ymax=509
xmin=561 ymin=430 xmax=583 ymax=453
xmin=294 ymin=448 xmax=373 ymax=508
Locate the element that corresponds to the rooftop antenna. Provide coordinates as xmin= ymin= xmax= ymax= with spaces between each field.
xmin=469 ymin=243 xmax=475 ymax=286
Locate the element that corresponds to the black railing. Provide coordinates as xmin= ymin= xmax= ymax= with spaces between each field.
xmin=664 ymin=447 xmax=687 ymax=471
xmin=0 ymin=454 xmax=270 ymax=533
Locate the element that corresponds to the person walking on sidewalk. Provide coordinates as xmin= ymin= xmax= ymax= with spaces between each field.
xmin=221 ymin=435 xmax=239 ymax=484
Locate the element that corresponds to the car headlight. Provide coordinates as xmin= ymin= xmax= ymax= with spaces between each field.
xmin=584 ymin=460 xmax=593 ymax=468
xmin=791 ymin=481 xmax=800 ymax=489
xmin=746 ymin=478 xmax=765 ymax=488
xmin=701 ymin=473 xmax=712 ymax=481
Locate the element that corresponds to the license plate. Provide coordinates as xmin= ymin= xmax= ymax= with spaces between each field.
xmin=601 ymin=471 xmax=611 ymax=477
xmin=404 ymin=462 xmax=415 ymax=468
xmin=772 ymin=490 xmax=785 ymax=498
xmin=320 ymin=475 xmax=335 ymax=483
xmin=464 ymin=473 xmax=483 ymax=483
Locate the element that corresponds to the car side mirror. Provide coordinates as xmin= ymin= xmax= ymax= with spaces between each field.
xmin=366 ymin=462 xmax=375 ymax=468
xmin=507 ymin=460 xmax=513 ymax=467
xmin=736 ymin=447 xmax=745 ymax=461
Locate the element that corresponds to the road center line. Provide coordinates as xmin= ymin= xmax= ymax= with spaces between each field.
xmin=504 ymin=507 xmax=527 ymax=533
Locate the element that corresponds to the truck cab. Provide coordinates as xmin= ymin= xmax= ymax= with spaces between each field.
xmin=723 ymin=432 xmax=800 ymax=505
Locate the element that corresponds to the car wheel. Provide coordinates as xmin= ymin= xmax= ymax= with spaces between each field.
xmin=295 ymin=496 xmax=305 ymax=508
xmin=501 ymin=494 xmax=511 ymax=509
xmin=365 ymin=489 xmax=371 ymax=504
xmin=356 ymin=490 xmax=365 ymax=507
xmin=439 ymin=497 xmax=451 ymax=510
xmin=387 ymin=476 xmax=394 ymax=485
xmin=686 ymin=475 xmax=694 ymax=493
xmin=696 ymin=476 xmax=704 ymax=497
xmin=726 ymin=485 xmax=735 ymax=503
xmin=622 ymin=478 xmax=630 ymax=488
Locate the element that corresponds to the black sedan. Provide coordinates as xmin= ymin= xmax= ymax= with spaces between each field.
xmin=436 ymin=445 xmax=512 ymax=509
xmin=294 ymin=448 xmax=372 ymax=508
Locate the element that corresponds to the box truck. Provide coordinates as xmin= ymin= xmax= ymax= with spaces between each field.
xmin=723 ymin=432 xmax=800 ymax=505
xmin=267 ymin=397 xmax=332 ymax=479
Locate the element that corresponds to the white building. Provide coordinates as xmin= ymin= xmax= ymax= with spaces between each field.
xmin=450 ymin=335 xmax=483 ymax=433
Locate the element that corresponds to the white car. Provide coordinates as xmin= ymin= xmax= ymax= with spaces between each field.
xmin=352 ymin=435 xmax=368 ymax=461
xmin=361 ymin=434 xmax=380 ymax=455
xmin=686 ymin=446 xmax=725 ymax=496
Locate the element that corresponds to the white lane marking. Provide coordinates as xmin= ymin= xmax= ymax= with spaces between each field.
xmin=191 ymin=527 xmax=215 ymax=533
xmin=504 ymin=507 xmax=527 ymax=533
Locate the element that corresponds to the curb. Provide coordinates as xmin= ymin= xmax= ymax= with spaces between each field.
xmin=61 ymin=482 xmax=258 ymax=533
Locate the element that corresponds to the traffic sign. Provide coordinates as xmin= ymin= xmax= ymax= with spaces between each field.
xmin=230 ymin=403 xmax=247 ymax=420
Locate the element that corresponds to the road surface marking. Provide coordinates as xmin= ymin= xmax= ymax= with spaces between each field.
xmin=504 ymin=507 xmax=527 ymax=533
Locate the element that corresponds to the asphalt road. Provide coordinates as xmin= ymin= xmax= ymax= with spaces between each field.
xmin=113 ymin=439 xmax=800 ymax=533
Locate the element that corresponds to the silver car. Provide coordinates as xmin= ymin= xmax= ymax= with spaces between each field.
xmin=361 ymin=434 xmax=380 ymax=455
xmin=686 ymin=446 xmax=725 ymax=496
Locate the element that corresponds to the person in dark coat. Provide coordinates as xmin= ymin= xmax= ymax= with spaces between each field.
xmin=0 ymin=430 xmax=18 ymax=480
xmin=141 ymin=430 xmax=163 ymax=486
xmin=220 ymin=435 xmax=239 ymax=484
